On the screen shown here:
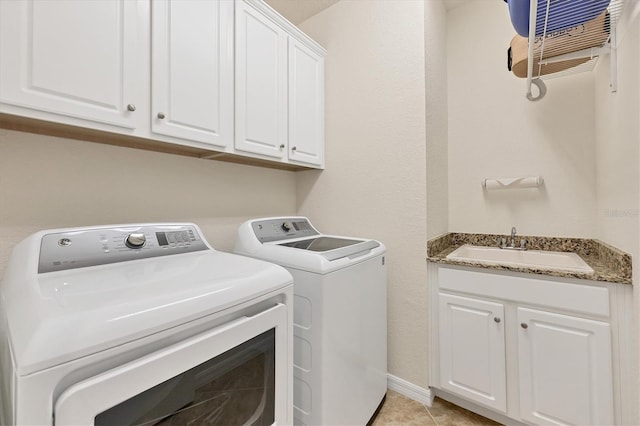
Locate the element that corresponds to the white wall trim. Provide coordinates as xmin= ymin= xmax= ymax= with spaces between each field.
xmin=387 ymin=374 xmax=435 ymax=407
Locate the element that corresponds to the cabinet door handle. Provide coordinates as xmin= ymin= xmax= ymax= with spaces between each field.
xmin=291 ymin=146 xmax=297 ymax=151
xmin=521 ymin=323 xmax=528 ymax=329
xmin=279 ymin=144 xmax=285 ymax=149
xmin=157 ymin=112 xmax=165 ymax=119
xmin=127 ymin=104 xmax=136 ymax=112
xmin=494 ymin=317 xmax=501 ymax=323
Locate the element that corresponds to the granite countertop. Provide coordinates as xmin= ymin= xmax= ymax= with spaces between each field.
xmin=427 ymin=233 xmax=632 ymax=285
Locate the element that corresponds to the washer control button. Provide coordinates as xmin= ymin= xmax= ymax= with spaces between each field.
xmin=58 ymin=238 xmax=72 ymax=247
xmin=281 ymin=221 xmax=292 ymax=232
xmin=125 ymin=233 xmax=146 ymax=249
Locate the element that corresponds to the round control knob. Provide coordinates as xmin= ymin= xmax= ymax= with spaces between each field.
xmin=281 ymin=222 xmax=292 ymax=232
xmin=125 ymin=233 xmax=146 ymax=248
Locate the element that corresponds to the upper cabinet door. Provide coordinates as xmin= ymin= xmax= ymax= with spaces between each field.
xmin=288 ymin=39 xmax=324 ymax=168
xmin=151 ymin=0 xmax=233 ymax=148
xmin=235 ymin=1 xmax=288 ymax=159
xmin=0 ymin=0 xmax=143 ymax=129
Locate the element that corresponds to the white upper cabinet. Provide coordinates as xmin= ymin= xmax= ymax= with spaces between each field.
xmin=0 ymin=0 xmax=325 ymax=170
xmin=288 ymin=39 xmax=324 ymax=167
xmin=235 ymin=0 xmax=325 ymax=167
xmin=151 ymin=0 xmax=233 ymax=148
xmin=234 ymin=0 xmax=288 ymax=159
xmin=0 ymin=0 xmax=145 ymax=129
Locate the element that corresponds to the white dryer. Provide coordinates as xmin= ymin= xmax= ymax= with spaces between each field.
xmin=235 ymin=217 xmax=387 ymax=426
xmin=0 ymin=223 xmax=294 ymax=425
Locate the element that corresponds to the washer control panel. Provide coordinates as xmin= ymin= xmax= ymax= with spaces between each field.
xmin=252 ymin=218 xmax=319 ymax=243
xmin=39 ymin=224 xmax=208 ymax=273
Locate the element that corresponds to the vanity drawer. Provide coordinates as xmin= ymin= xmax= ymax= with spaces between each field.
xmin=439 ymin=266 xmax=609 ymax=317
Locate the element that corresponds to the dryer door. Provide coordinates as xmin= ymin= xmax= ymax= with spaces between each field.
xmin=54 ymin=303 xmax=289 ymax=426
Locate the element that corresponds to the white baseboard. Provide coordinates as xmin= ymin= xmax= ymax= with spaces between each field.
xmin=386 ymin=374 xmax=435 ymax=407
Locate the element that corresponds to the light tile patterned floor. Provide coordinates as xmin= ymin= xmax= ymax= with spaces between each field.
xmin=371 ymin=390 xmax=502 ymax=426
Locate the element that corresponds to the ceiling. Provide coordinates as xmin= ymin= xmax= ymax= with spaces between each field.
xmin=265 ymin=0 xmax=340 ymax=25
xmin=266 ymin=0 xmax=478 ymax=24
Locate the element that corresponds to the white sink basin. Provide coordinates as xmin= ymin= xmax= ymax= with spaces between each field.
xmin=446 ymin=244 xmax=594 ymax=273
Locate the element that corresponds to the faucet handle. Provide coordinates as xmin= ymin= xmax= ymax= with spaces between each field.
xmin=520 ymin=239 xmax=527 ymax=249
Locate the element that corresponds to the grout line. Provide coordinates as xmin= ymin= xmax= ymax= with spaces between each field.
xmin=423 ymin=403 xmax=439 ymax=426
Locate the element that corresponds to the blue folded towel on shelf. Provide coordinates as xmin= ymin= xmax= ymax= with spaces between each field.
xmin=506 ymin=0 xmax=610 ymax=36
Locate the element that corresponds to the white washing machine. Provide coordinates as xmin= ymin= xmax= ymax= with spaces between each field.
xmin=0 ymin=223 xmax=294 ymax=426
xmin=235 ymin=217 xmax=387 ymax=426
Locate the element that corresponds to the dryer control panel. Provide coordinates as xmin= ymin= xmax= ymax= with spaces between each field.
xmin=39 ymin=224 xmax=209 ymax=273
xmin=251 ymin=218 xmax=319 ymax=243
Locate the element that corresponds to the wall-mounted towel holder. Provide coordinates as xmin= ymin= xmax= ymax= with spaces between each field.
xmin=482 ymin=176 xmax=544 ymax=190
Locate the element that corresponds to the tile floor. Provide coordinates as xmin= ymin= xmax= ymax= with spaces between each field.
xmin=371 ymin=390 xmax=502 ymax=426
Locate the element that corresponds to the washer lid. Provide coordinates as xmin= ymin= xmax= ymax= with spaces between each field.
xmin=279 ymin=237 xmax=380 ymax=260
xmin=235 ymin=217 xmax=387 ymax=273
xmin=1 ymin=231 xmax=292 ymax=376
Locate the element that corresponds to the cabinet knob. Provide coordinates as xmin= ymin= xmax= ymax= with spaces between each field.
xmin=494 ymin=317 xmax=501 ymax=323
xmin=127 ymin=104 xmax=136 ymax=112
xmin=279 ymin=144 xmax=285 ymax=149
xmin=291 ymin=146 xmax=297 ymax=151
xmin=157 ymin=112 xmax=165 ymax=119
xmin=521 ymin=323 xmax=528 ymax=329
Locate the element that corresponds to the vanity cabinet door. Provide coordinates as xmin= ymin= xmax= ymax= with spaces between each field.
xmin=517 ymin=307 xmax=614 ymax=426
xmin=439 ymin=293 xmax=507 ymax=412
xmin=151 ymin=0 xmax=233 ymax=147
xmin=0 ymin=0 xmax=144 ymax=129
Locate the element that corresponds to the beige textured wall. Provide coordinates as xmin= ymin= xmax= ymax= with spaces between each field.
xmin=594 ymin=3 xmax=640 ymax=423
xmin=426 ymin=0 xmax=448 ymax=240
xmin=595 ymin=1 xmax=640 ymax=273
xmin=297 ymin=0 xmax=429 ymax=387
xmin=447 ymin=1 xmax=597 ymax=238
xmin=0 ymin=129 xmax=297 ymax=276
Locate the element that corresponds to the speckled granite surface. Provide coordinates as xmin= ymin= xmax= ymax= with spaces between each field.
xmin=427 ymin=233 xmax=632 ymax=285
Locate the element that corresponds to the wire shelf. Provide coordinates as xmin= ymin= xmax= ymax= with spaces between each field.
xmin=525 ymin=0 xmax=627 ymax=101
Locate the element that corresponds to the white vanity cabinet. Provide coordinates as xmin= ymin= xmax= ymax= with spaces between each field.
xmin=0 ymin=0 xmax=146 ymax=130
xmin=151 ymin=0 xmax=233 ymax=148
xmin=235 ymin=0 xmax=325 ymax=168
xmin=430 ymin=266 xmax=621 ymax=426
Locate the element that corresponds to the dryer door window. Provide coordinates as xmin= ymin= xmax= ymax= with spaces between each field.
xmin=95 ymin=329 xmax=275 ymax=425
xmin=54 ymin=303 xmax=288 ymax=426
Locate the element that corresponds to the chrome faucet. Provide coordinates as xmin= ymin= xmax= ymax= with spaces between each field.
xmin=499 ymin=226 xmax=527 ymax=250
